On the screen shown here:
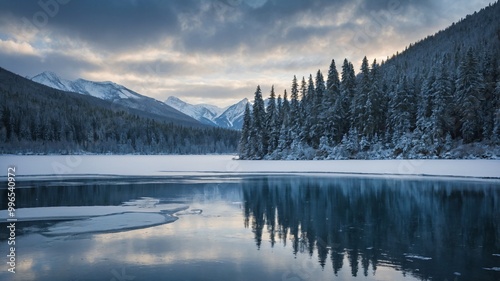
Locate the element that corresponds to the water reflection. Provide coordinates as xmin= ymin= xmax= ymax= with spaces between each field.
xmin=1 ymin=176 xmax=499 ymax=281
xmin=242 ymin=177 xmax=500 ymax=281
xmin=0 ymin=177 xmax=243 ymax=209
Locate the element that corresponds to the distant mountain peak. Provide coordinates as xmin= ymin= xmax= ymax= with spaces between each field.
xmin=35 ymin=70 xmax=59 ymax=78
xmin=165 ymin=96 xmax=248 ymax=129
xmin=29 ymin=70 xmax=202 ymax=126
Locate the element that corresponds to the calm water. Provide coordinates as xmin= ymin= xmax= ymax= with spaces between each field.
xmin=1 ymin=176 xmax=499 ymax=281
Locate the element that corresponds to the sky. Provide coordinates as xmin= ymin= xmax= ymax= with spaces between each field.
xmin=0 ymin=0 xmax=493 ymax=107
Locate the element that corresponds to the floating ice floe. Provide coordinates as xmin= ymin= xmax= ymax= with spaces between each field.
xmin=483 ymin=267 xmax=500 ymax=271
xmin=0 ymin=198 xmax=192 ymax=236
xmin=404 ymin=254 xmax=432 ymax=260
xmin=43 ymin=212 xmax=174 ymax=236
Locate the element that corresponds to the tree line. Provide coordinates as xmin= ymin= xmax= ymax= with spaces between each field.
xmin=0 ymin=69 xmax=240 ymax=155
xmin=239 ymin=2 xmax=500 ymax=160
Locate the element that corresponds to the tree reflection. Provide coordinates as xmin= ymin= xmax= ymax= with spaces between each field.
xmin=242 ymin=177 xmax=500 ymax=280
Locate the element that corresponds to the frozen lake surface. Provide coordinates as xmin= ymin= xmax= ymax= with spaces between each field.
xmin=1 ymin=155 xmax=500 ymax=179
xmin=0 ymin=174 xmax=499 ymax=281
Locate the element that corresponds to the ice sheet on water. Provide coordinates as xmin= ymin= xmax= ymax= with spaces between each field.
xmin=43 ymin=212 xmax=175 ymax=236
xmin=1 ymin=199 xmax=190 ymax=236
xmin=0 ymin=203 xmax=189 ymax=222
xmin=1 ymin=155 xmax=499 ymax=179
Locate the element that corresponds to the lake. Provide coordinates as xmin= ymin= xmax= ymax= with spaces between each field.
xmin=0 ymin=175 xmax=499 ymax=281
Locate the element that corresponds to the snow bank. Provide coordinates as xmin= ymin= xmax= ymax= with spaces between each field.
xmin=0 ymin=155 xmax=499 ymax=179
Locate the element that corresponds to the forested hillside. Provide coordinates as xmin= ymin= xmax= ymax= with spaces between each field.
xmin=239 ymin=2 xmax=500 ymax=160
xmin=0 ymin=68 xmax=240 ymax=154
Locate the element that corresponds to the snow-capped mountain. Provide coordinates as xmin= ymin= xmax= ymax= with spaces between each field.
xmin=32 ymin=71 xmax=144 ymax=100
xmin=214 ymin=98 xmax=249 ymax=129
xmin=165 ymin=96 xmax=226 ymax=126
xmin=166 ymin=96 xmax=249 ymax=129
xmin=31 ymin=71 xmax=201 ymax=126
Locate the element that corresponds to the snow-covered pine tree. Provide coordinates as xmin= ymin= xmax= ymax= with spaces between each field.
xmin=251 ymin=85 xmax=267 ymax=158
xmin=266 ymin=86 xmax=278 ymax=154
xmin=311 ymin=70 xmax=326 ymax=148
xmin=278 ymin=90 xmax=292 ymax=152
xmin=363 ymin=59 xmax=381 ymax=139
xmin=351 ymin=57 xmax=370 ymax=135
xmin=276 ymin=94 xmax=283 ymax=130
xmin=456 ymin=48 xmax=485 ymax=143
xmin=301 ymin=75 xmax=315 ymax=145
xmin=325 ymin=59 xmax=340 ymax=142
xmin=299 ymin=76 xmax=307 ymax=119
xmin=290 ymin=75 xmax=301 ymax=139
xmin=282 ymin=89 xmax=290 ymax=127
xmin=416 ymin=64 xmax=437 ymax=137
xmin=479 ymin=50 xmax=498 ymax=140
xmin=431 ymin=56 xmax=453 ymax=144
xmin=334 ymin=59 xmax=356 ymax=143
xmin=390 ymin=75 xmax=412 ymax=143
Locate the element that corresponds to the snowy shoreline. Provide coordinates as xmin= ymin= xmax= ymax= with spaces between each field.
xmin=1 ymin=155 xmax=499 ymax=180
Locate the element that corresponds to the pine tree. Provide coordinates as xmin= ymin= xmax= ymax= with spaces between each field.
xmin=332 ymin=59 xmax=356 ymax=143
xmin=390 ymin=75 xmax=412 ymax=140
xmin=282 ymin=89 xmax=291 ymax=128
xmin=431 ymin=57 xmax=453 ymax=142
xmin=352 ymin=57 xmax=370 ymax=134
xmin=278 ymin=90 xmax=292 ymax=151
xmin=311 ymin=70 xmax=326 ymax=148
xmin=456 ymin=48 xmax=484 ymax=143
xmin=301 ymin=75 xmax=315 ymax=145
xmin=325 ymin=59 xmax=340 ymax=141
xmin=416 ymin=65 xmax=437 ymax=136
xmin=290 ymin=75 xmax=300 ymax=117
xmin=290 ymin=76 xmax=301 ymax=138
xmin=277 ymin=94 xmax=283 ymax=129
xmin=364 ymin=59 xmax=381 ymax=139
xmin=266 ymin=86 xmax=278 ymax=154
xmin=479 ymin=50 xmax=498 ymax=140
xmin=251 ymin=85 xmax=267 ymax=158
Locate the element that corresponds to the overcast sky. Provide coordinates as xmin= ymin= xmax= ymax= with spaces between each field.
xmin=0 ymin=0 xmax=492 ymax=107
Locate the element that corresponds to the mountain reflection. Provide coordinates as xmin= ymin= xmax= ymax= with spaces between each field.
xmin=242 ymin=177 xmax=500 ymax=280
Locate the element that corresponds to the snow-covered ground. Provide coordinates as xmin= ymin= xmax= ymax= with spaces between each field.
xmin=1 ymin=155 xmax=499 ymax=179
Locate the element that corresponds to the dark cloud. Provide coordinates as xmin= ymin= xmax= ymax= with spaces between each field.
xmin=0 ymin=0 xmax=190 ymax=50
xmin=0 ymin=0 xmax=493 ymax=105
xmin=0 ymin=51 xmax=99 ymax=79
xmin=0 ymin=0 xmax=468 ymax=56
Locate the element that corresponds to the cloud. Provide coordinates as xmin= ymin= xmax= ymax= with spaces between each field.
xmin=0 ymin=39 xmax=39 ymax=56
xmin=0 ymin=51 xmax=100 ymax=79
xmin=0 ymin=0 xmax=493 ymax=106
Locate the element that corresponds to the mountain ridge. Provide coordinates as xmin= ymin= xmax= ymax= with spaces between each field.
xmin=0 ymin=66 xmax=240 ymax=154
xmin=165 ymin=96 xmax=249 ymax=129
xmin=31 ymin=71 xmax=203 ymax=127
xmin=31 ymin=71 xmax=248 ymax=130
